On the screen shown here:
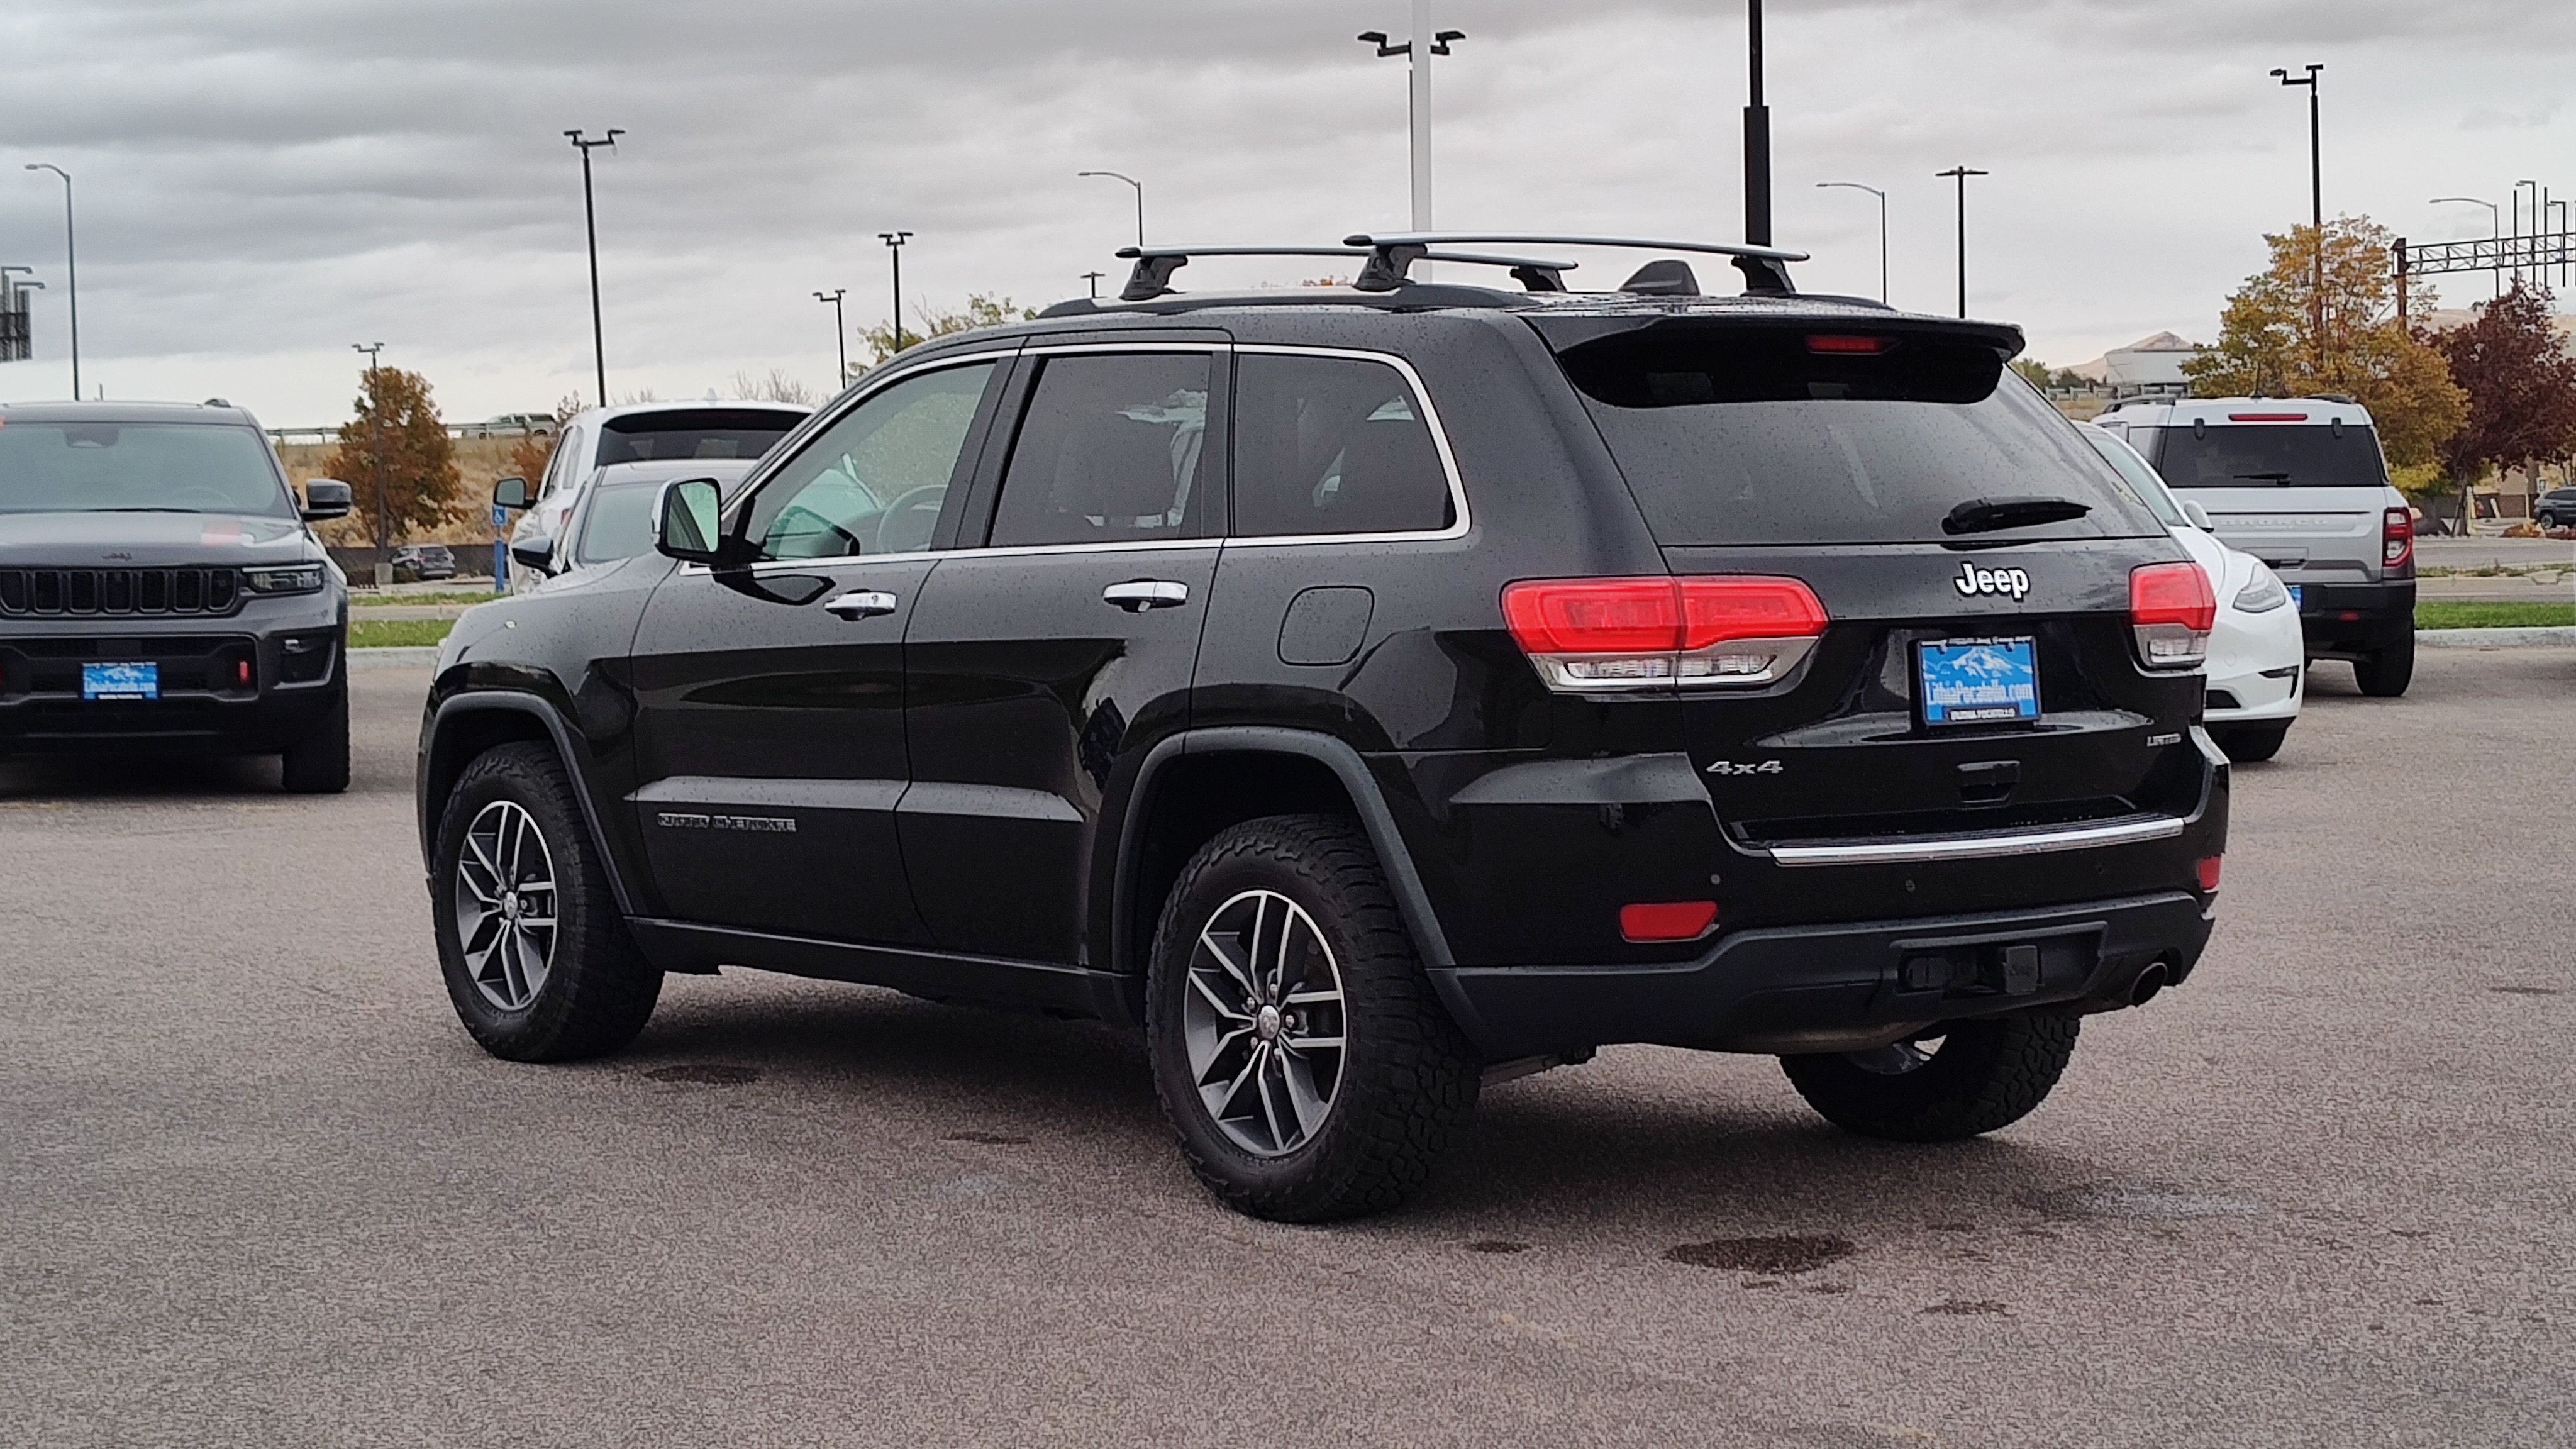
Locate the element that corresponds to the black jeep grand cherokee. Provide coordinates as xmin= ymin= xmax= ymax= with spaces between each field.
xmin=418 ymin=236 xmax=2226 ymax=1220
xmin=1 ymin=401 xmax=353 ymax=790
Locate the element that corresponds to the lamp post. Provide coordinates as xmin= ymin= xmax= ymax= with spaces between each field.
xmin=2512 ymin=179 xmax=2541 ymax=287
xmin=1357 ymin=2 xmax=1465 ymax=233
xmin=814 ymin=289 xmax=848 ymax=386
xmin=1077 ymin=171 xmax=1145 ymax=248
xmin=0 ymin=267 xmax=34 ymax=366
xmin=879 ymin=231 xmax=913 ymax=355
xmin=1745 ymin=0 xmax=1771 ymax=246
xmin=352 ymin=343 xmax=391 ymax=586
xmin=2270 ymin=65 xmax=2324 ymax=370
xmin=1815 ymin=182 xmax=1887 ymax=303
xmin=2432 ymin=196 xmax=2500 ymax=299
xmin=2553 ymin=198 xmax=2568 ymax=289
xmin=565 ymin=128 xmax=623 ymax=407
xmin=23 ymin=164 xmax=77 ymax=400
xmin=1935 ymin=165 xmax=1986 ymax=318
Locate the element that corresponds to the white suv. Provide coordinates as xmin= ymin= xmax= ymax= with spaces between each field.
xmin=508 ymin=402 xmax=809 ymax=560
xmin=2093 ymin=397 xmax=2416 ymax=696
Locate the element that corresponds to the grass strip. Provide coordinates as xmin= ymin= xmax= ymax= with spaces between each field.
xmin=350 ymin=589 xmax=504 ymax=608
xmin=2415 ymin=601 xmax=2576 ymax=630
xmin=348 ymin=618 xmax=457 ymax=648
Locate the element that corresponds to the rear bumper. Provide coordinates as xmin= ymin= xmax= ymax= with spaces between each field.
xmin=2297 ymin=579 xmax=2412 ymax=657
xmin=1429 ymin=890 xmax=2214 ymax=1060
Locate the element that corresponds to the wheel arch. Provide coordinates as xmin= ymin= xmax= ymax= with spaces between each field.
xmin=421 ymin=691 xmax=640 ymax=916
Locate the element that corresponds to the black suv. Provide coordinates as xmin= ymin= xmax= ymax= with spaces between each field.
xmin=417 ymin=235 xmax=2228 ymax=1219
xmin=1 ymin=401 xmax=354 ymax=790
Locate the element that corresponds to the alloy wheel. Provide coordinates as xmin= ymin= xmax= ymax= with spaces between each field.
xmin=453 ymin=799 xmax=558 ymax=1011
xmin=1182 ymin=889 xmax=1349 ymax=1157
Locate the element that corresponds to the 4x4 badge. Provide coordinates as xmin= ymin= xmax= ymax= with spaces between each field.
xmin=1953 ymin=561 xmax=2032 ymax=602
xmin=1706 ymin=759 xmax=1784 ymax=776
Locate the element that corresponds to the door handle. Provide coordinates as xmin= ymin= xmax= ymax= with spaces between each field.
xmin=1102 ymin=579 xmax=1189 ymax=612
xmin=822 ymin=589 xmax=899 ymax=620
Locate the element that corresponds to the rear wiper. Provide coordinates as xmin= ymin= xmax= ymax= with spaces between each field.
xmin=1943 ymin=495 xmax=2092 ymax=536
xmin=2233 ymin=472 xmax=2293 ymax=486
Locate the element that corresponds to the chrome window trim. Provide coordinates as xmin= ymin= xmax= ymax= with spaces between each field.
xmin=1224 ymin=343 xmax=1472 ymax=547
xmin=1762 ymin=815 xmax=2187 ymax=868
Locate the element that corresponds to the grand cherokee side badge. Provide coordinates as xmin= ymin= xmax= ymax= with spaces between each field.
xmin=1954 ymin=561 xmax=2032 ymax=602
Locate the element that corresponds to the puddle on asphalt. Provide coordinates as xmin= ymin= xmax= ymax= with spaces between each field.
xmin=2490 ymin=985 xmax=2562 ymax=996
xmin=2016 ymin=1182 xmax=2262 ymax=1221
xmin=1665 ymin=1234 xmax=1857 ymax=1274
xmin=644 ymin=1063 xmax=761 ymax=1085
xmin=942 ymin=1130 xmax=1030 ymax=1145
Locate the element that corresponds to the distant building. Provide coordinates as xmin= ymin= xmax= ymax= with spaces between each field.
xmin=2068 ymin=332 xmax=2204 ymax=399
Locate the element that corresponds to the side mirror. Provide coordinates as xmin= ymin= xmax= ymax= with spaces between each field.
xmin=493 ymin=476 xmax=534 ymax=510
xmin=509 ymin=538 xmax=557 ymax=575
xmin=653 ymin=477 xmax=730 ymax=565
xmin=2182 ymin=500 xmax=2216 ymax=531
xmin=301 ymin=479 xmax=354 ymax=521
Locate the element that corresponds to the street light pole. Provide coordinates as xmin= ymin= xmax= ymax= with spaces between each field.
xmin=352 ymin=342 xmax=389 ymax=583
xmin=879 ymin=231 xmax=913 ymax=355
xmin=1815 ymin=182 xmax=1887 ymax=303
xmin=24 ymin=164 xmax=77 ymax=400
xmin=565 ymin=128 xmax=623 ymax=408
xmin=1077 ymin=171 xmax=1145 ymax=248
xmin=814 ymin=289 xmax=848 ymax=386
xmin=2513 ymin=179 xmax=2539 ymax=287
xmin=1358 ymin=3 xmax=1464 ymax=233
xmin=2270 ymin=65 xmax=2323 ymax=371
xmin=1745 ymin=0 xmax=1771 ymax=246
xmin=1935 ymin=166 xmax=1986 ymax=318
xmin=2432 ymin=196 xmax=2501 ymax=299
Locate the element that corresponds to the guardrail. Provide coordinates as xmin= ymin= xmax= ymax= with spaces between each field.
xmin=268 ymin=422 xmax=555 ymax=445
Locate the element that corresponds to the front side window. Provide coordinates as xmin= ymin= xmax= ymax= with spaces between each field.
xmin=0 ymin=423 xmax=294 ymax=517
xmin=741 ymin=363 xmax=997 ymax=560
xmin=987 ymin=353 xmax=1212 ymax=548
xmin=1231 ymin=353 xmax=1454 ymax=537
xmin=574 ymin=484 xmax=663 ymax=565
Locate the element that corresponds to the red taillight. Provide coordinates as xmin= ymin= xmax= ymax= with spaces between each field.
xmin=1502 ymin=576 xmax=1827 ymax=692
xmin=2226 ymin=413 xmax=2308 ymax=422
xmin=2195 ymin=856 xmax=2223 ymax=892
xmin=1807 ymin=334 xmax=1895 ymax=354
xmin=1621 ymin=900 xmax=1719 ymax=943
xmin=2129 ymin=562 xmax=2215 ymax=670
xmin=2382 ymin=506 xmax=2414 ymax=571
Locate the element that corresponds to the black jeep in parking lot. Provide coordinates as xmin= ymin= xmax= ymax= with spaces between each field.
xmin=1 ymin=400 xmax=355 ymax=791
xmin=416 ymin=234 xmax=2227 ymax=1219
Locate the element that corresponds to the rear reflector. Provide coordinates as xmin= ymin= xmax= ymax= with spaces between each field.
xmin=1620 ymin=900 xmax=1719 ymax=942
xmin=2129 ymin=562 xmax=2215 ymax=670
xmin=2195 ymin=856 xmax=2223 ymax=892
xmin=2383 ymin=506 xmax=2414 ymax=570
xmin=2226 ymin=413 xmax=2309 ymax=422
xmin=1807 ymin=334 xmax=1896 ymax=354
xmin=1503 ymin=575 xmax=1828 ymax=692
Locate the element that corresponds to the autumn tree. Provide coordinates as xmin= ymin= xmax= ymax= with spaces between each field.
xmin=326 ymin=367 xmax=463 ymax=552
xmin=2430 ymin=281 xmax=2576 ymax=527
xmin=2184 ymin=216 xmax=2466 ymax=474
xmin=857 ymin=294 xmax=1038 ymax=372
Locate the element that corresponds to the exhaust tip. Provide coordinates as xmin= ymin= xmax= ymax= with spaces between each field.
xmin=2128 ymin=962 xmax=2170 ymax=1008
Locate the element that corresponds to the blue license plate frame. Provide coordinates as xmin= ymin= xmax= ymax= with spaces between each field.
xmin=82 ymin=661 xmax=159 ymax=701
xmin=2288 ymin=584 xmax=2304 ymax=611
xmin=1916 ymin=636 xmax=2040 ymax=728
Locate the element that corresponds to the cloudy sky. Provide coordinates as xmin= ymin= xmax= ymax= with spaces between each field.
xmin=1 ymin=0 xmax=2571 ymax=426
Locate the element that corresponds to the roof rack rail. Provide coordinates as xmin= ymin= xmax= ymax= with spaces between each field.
xmin=1343 ymin=232 xmax=1810 ymax=296
xmin=1113 ymin=245 xmax=1578 ymax=302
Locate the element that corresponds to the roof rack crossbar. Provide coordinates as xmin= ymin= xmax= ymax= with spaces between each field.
xmin=1343 ymin=231 xmax=1810 ymax=296
xmin=1113 ymin=244 xmax=1575 ymax=301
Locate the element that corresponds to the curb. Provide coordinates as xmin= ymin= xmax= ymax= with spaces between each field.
xmin=2417 ymin=626 xmax=2576 ymax=649
xmin=350 ymin=646 xmax=442 ymax=669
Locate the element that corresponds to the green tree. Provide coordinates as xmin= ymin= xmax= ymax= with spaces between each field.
xmin=325 ymin=367 xmax=462 ymax=548
xmin=2184 ymin=216 xmax=2465 ymax=470
xmin=856 ymin=294 xmax=1038 ymax=374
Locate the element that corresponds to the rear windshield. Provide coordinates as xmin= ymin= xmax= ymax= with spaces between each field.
xmin=0 ymin=421 xmax=293 ymax=517
xmin=1552 ymin=323 xmax=2160 ymax=546
xmin=598 ymin=409 xmax=800 ymax=465
xmin=2141 ymin=423 xmax=2389 ymax=489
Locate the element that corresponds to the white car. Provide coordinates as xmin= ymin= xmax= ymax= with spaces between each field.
xmin=508 ymin=401 xmax=809 ymax=558
xmin=2082 ymin=423 xmax=2304 ymax=762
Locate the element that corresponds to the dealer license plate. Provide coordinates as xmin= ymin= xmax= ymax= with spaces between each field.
xmin=1917 ymin=637 xmax=2039 ymax=726
xmin=2288 ymin=584 xmax=2304 ymax=611
xmin=82 ymin=662 xmax=158 ymax=701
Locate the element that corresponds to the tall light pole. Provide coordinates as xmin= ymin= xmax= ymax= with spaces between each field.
xmin=814 ymin=289 xmax=848 ymax=386
xmin=2553 ymin=198 xmax=2568 ymax=289
xmin=1936 ymin=166 xmax=1986 ymax=318
xmin=1815 ymin=182 xmax=1887 ymax=303
xmin=1745 ymin=0 xmax=1772 ymax=246
xmin=2513 ymin=179 xmax=2540 ymax=286
xmin=879 ymin=231 xmax=913 ymax=355
xmin=2271 ymin=65 xmax=2323 ymax=371
xmin=2433 ymin=197 xmax=2501 ymax=299
xmin=1077 ymin=171 xmax=1145 ymax=248
xmin=352 ymin=343 xmax=390 ymax=581
xmin=565 ymin=128 xmax=622 ymax=408
xmin=1358 ymin=3 xmax=1464 ymax=233
xmin=24 ymin=164 xmax=77 ymax=400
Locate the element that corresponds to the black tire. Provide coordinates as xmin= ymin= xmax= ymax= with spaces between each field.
xmin=279 ymin=686 xmax=351 ymax=794
xmin=2212 ymin=721 xmax=2289 ymax=763
xmin=2352 ymin=630 xmax=2415 ymax=698
xmin=431 ymin=741 xmax=660 ymax=1062
xmin=1780 ymin=1014 xmax=2080 ymax=1142
xmin=1145 ymin=814 xmax=1480 ymax=1222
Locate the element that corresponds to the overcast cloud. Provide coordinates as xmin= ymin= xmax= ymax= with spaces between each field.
xmin=2 ymin=0 xmax=2572 ymax=424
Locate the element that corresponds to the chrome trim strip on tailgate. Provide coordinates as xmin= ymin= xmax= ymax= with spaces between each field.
xmin=1764 ymin=815 xmax=2186 ymax=867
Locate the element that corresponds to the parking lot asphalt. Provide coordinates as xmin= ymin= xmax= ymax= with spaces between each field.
xmin=3 ymin=652 xmax=2570 ymax=1448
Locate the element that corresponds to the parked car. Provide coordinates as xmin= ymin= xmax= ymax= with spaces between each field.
xmin=476 ymin=413 xmax=557 ymax=438
xmin=2534 ymin=488 xmax=2576 ymax=530
xmin=0 ymin=399 xmax=354 ymax=791
xmin=2081 ymin=425 xmax=2304 ymax=762
xmin=505 ymin=402 xmax=809 ymax=562
xmin=389 ymin=543 xmax=457 ymax=582
xmin=419 ymin=233 xmax=2227 ymax=1221
xmin=508 ymin=458 xmax=761 ymax=586
xmin=2093 ymin=396 xmax=2416 ymax=696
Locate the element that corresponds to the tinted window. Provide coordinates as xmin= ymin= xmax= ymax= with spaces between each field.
xmin=2146 ymin=424 xmax=2390 ymax=490
xmin=574 ymin=484 xmax=663 ymax=565
xmin=599 ymin=409 xmax=799 ymax=465
xmin=744 ymin=364 xmax=996 ymax=560
xmin=989 ymin=353 xmax=1211 ymax=548
xmin=0 ymin=423 xmax=293 ymax=517
xmin=1232 ymin=353 xmax=1453 ymax=537
xmin=541 ymin=426 xmax=582 ymax=498
xmin=1555 ymin=324 xmax=2158 ymax=545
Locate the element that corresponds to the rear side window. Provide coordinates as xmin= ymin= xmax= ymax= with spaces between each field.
xmin=2143 ymin=424 xmax=2390 ymax=489
xmin=1552 ymin=323 xmax=2157 ymax=546
xmin=988 ymin=353 xmax=1211 ymax=547
xmin=1231 ymin=353 xmax=1453 ymax=537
